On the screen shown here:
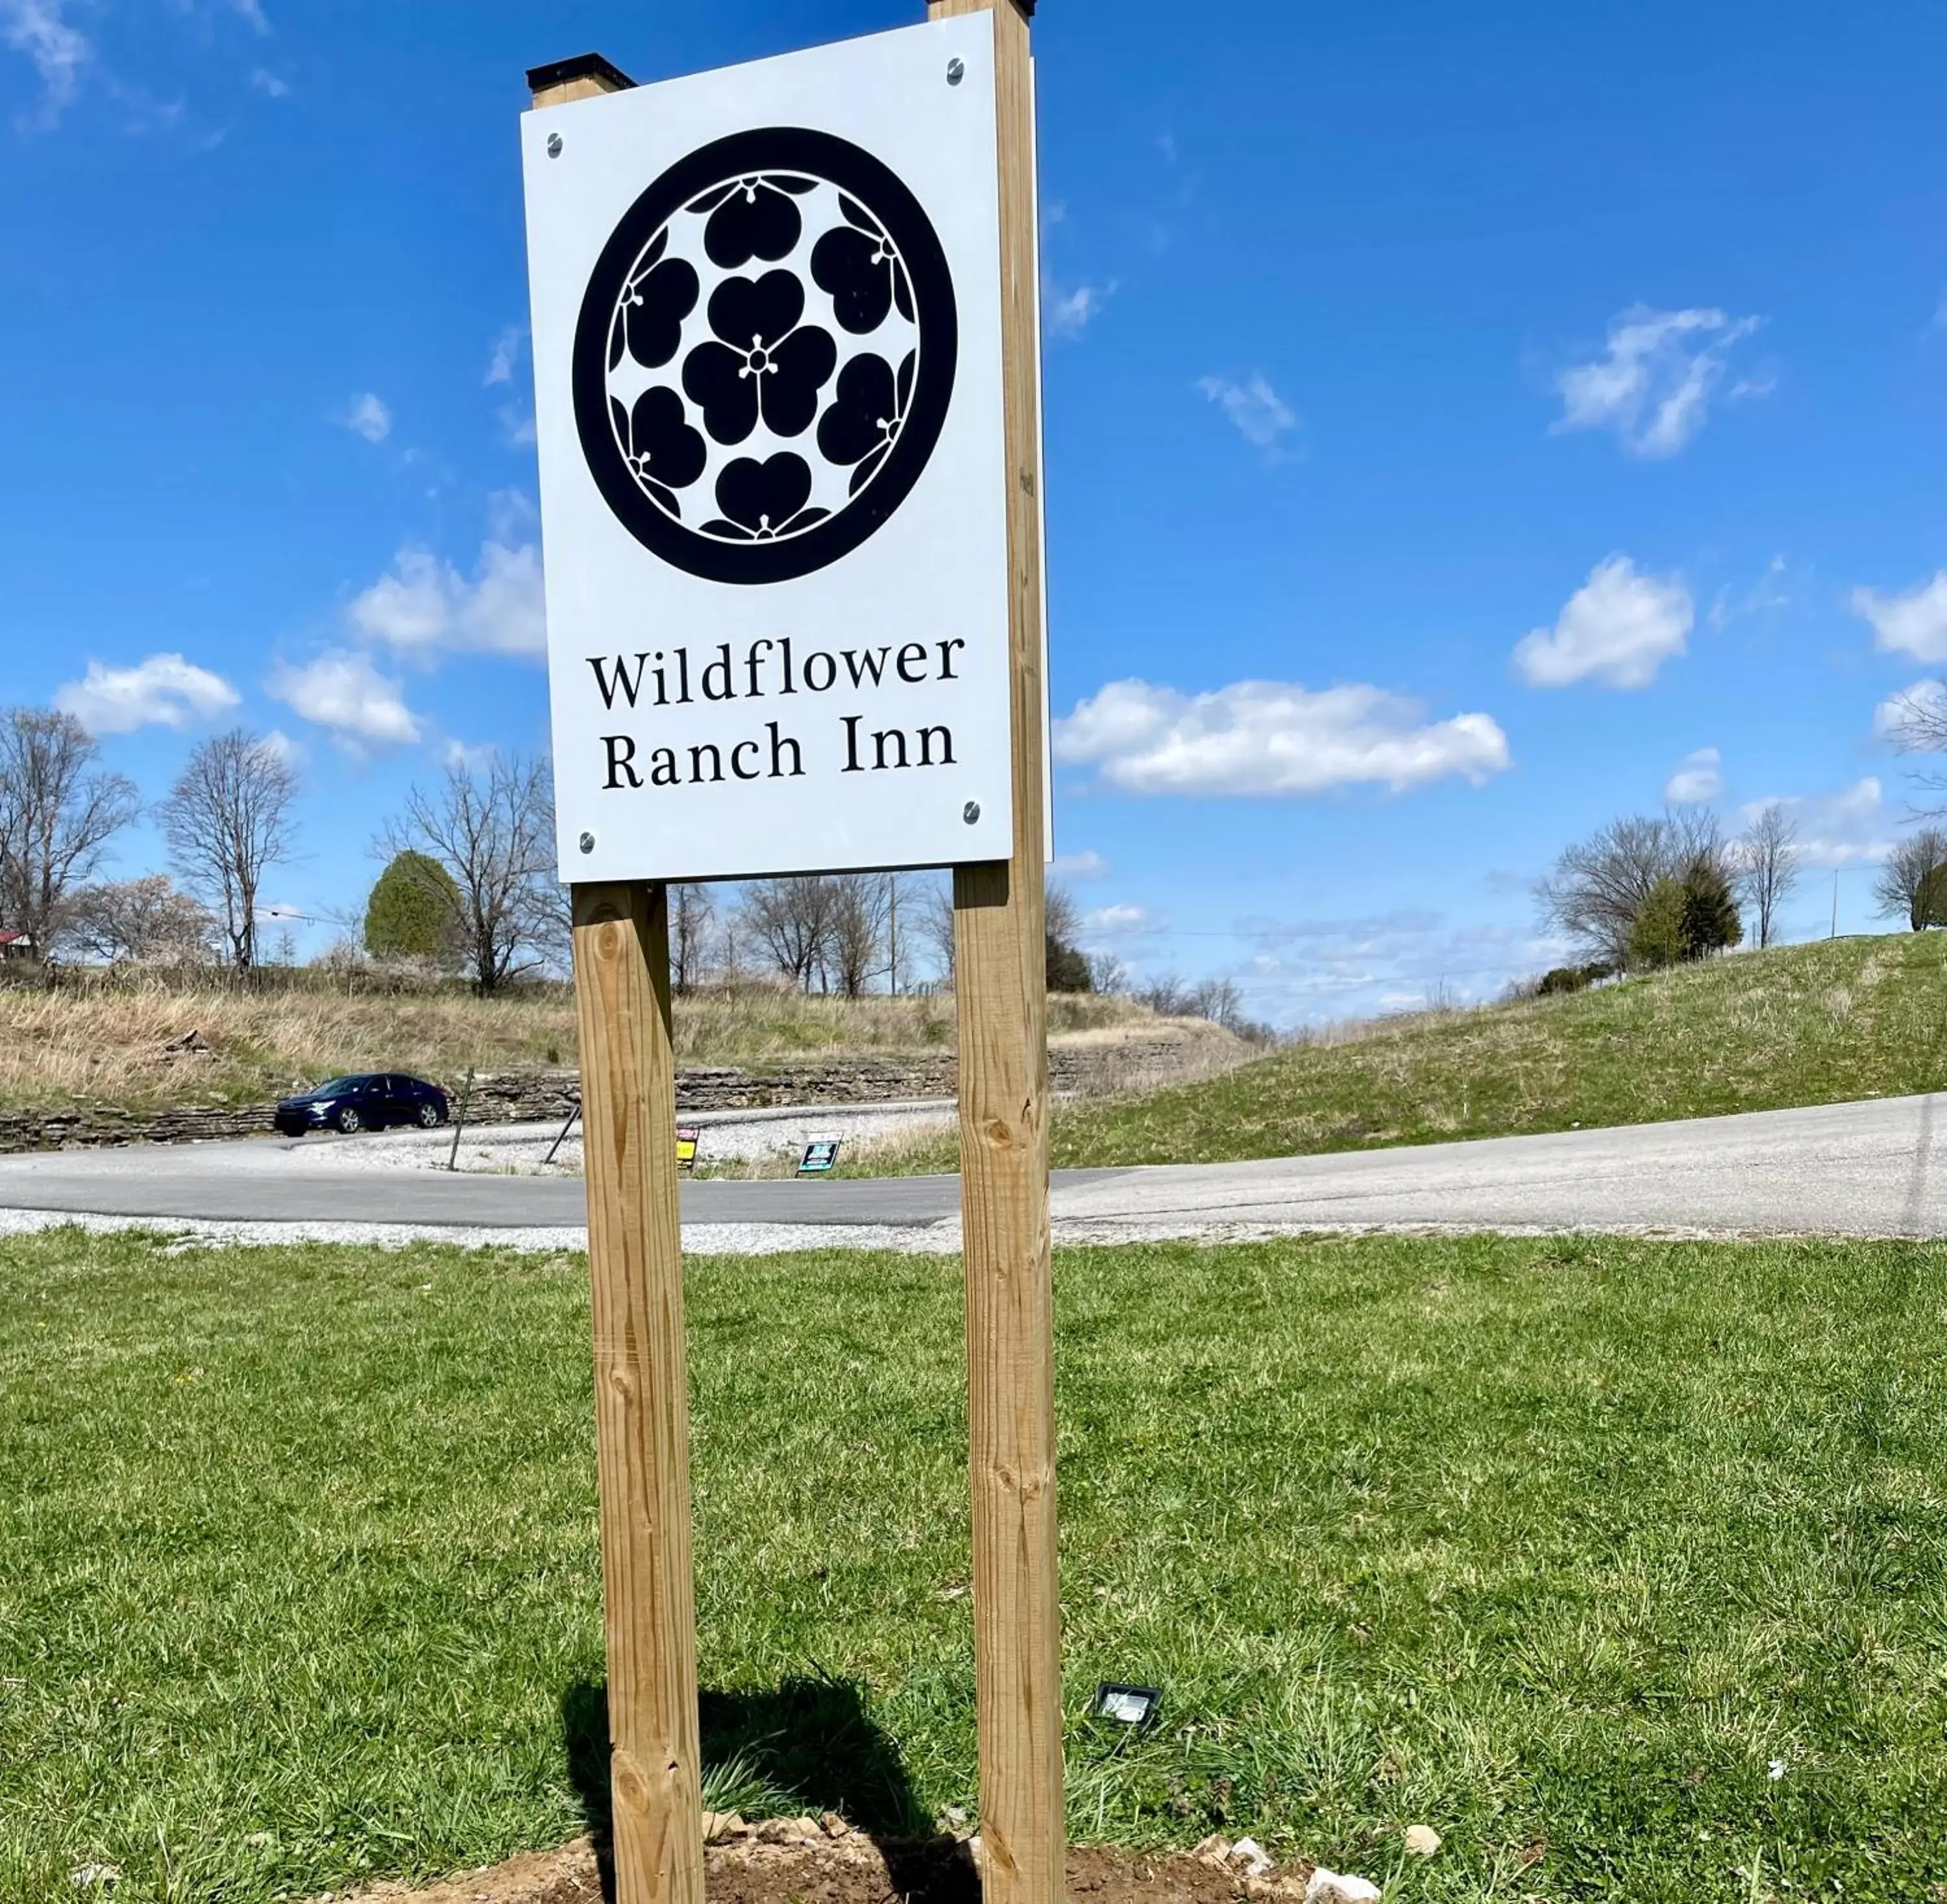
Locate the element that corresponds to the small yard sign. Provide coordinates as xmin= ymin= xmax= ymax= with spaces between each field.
xmin=796 ymin=1138 xmax=841 ymax=1175
xmin=522 ymin=18 xmax=1012 ymax=884
xmin=675 ymin=1125 xmax=699 ymax=1169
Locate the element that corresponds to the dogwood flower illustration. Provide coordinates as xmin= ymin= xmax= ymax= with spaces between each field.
xmin=681 ymin=270 xmax=837 ymax=443
xmin=816 ymin=351 xmax=916 ymax=496
xmin=688 ymin=173 xmax=816 ymax=269
xmin=811 ymin=196 xmax=914 ymax=334
xmin=704 ymin=452 xmax=829 ymax=543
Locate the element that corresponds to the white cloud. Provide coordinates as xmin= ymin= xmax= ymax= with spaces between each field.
xmin=1553 ymin=306 xmax=1763 ymax=458
xmin=1054 ymin=678 xmax=1510 ymax=798
xmin=1051 ymin=849 xmax=1110 ymax=880
xmin=1513 ymin=555 xmax=1693 ymax=690
xmin=1197 ymin=372 xmax=1297 ymax=449
xmin=226 ymin=0 xmax=270 ymax=34
xmin=1852 ymin=570 xmax=1947 ymax=663
xmin=1044 ymin=275 xmax=1114 ymax=339
xmin=498 ymin=406 xmax=538 ymax=448
xmin=1663 ymin=746 xmax=1722 ymax=804
xmin=348 ymin=541 xmax=545 ymax=661
xmin=1710 ymin=552 xmax=1791 ymax=627
xmin=441 ymin=737 xmax=497 ymax=772
xmin=3 ymin=0 xmax=90 ymax=121
xmin=247 ymin=66 xmax=287 ymax=97
xmin=257 ymin=727 xmax=304 ymax=768
xmin=485 ymin=487 xmax=536 ymax=539
xmin=268 ymin=649 xmax=421 ymax=748
xmin=1083 ymin=903 xmax=1151 ymax=933
xmin=484 ymin=326 xmax=526 ymax=385
xmin=338 ymin=392 xmax=391 ymax=443
xmin=53 ymin=653 xmax=239 ymax=734
xmin=1739 ymin=777 xmax=1892 ymax=868
xmin=1876 ymin=678 xmax=1947 ymax=745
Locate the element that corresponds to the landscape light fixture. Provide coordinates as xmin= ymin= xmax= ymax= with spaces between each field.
xmin=1089 ymin=1681 xmax=1162 ymax=1729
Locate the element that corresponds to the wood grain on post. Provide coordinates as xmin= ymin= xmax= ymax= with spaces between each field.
xmin=535 ymin=57 xmax=704 ymax=1904
xmin=926 ymin=3 xmax=1065 ymax=1900
xmin=567 ymin=881 xmax=705 ymax=1904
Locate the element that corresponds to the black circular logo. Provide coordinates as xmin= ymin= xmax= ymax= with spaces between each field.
xmin=572 ymin=128 xmax=958 ymax=586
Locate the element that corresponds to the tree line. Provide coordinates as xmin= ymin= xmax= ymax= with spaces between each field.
xmin=1534 ymin=804 xmax=1790 ymax=978
xmin=0 ymin=703 xmax=562 ymax=989
xmin=1535 ymin=792 xmax=1947 ymax=988
xmin=0 ymin=702 xmax=1148 ymax=1007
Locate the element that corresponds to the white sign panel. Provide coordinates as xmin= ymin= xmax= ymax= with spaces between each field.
xmin=522 ymin=18 xmax=1014 ymax=885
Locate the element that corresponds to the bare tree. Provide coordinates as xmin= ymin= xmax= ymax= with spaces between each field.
xmin=1045 ymin=881 xmax=1082 ymax=947
xmin=69 ymin=875 xmax=217 ymax=965
xmin=1045 ymin=879 xmax=1094 ymax=992
xmin=0 ymin=707 xmax=140 ymax=955
xmin=158 ymin=728 xmax=297 ymax=970
xmin=1132 ymin=971 xmax=1263 ymax=1038
xmin=883 ymin=872 xmax=920 ymax=995
xmin=1535 ymin=809 xmax=1730 ymax=966
xmin=915 ymin=874 xmax=957 ymax=988
xmin=907 ymin=872 xmax=1079 ymax=994
xmin=1086 ymin=950 xmax=1129 ymax=995
xmin=827 ymin=874 xmax=891 ymax=996
xmin=385 ymin=753 xmax=556 ymax=992
xmin=1882 ymin=684 xmax=1947 ymax=796
xmin=1874 ymin=828 xmax=1947 ymax=930
xmin=670 ymin=883 xmax=715 ymax=994
xmin=740 ymin=875 xmax=839 ymax=990
xmin=1735 ymin=802 xmax=1800 ymax=949
xmin=715 ymin=898 xmax=748 ymax=986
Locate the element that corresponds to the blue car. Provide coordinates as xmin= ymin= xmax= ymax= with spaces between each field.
xmin=275 ymin=1072 xmax=449 ymax=1136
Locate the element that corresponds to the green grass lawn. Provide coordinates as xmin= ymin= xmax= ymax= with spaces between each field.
xmin=856 ymin=930 xmax=1947 ymax=1175
xmin=7 ymin=1227 xmax=1947 ymax=1903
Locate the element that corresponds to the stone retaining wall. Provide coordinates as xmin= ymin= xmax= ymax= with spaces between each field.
xmin=0 ymin=1033 xmax=1244 ymax=1152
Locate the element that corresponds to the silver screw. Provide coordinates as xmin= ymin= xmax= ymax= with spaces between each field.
xmin=962 ymin=800 xmax=980 ymax=824
xmin=546 ymin=131 xmax=563 ymax=158
xmin=946 ymin=56 xmax=964 ymax=85
xmin=578 ymin=830 xmax=595 ymax=853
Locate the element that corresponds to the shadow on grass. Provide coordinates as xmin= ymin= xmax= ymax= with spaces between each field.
xmin=562 ymin=1676 xmax=979 ymax=1903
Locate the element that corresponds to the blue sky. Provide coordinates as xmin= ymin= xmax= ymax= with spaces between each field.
xmin=5 ymin=0 xmax=1946 ymax=1021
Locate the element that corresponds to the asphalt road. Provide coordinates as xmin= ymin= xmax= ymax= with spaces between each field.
xmin=3 ymin=1092 xmax=1947 ymax=1239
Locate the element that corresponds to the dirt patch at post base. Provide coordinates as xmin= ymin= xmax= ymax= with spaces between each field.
xmin=334 ymin=1833 xmax=1319 ymax=1904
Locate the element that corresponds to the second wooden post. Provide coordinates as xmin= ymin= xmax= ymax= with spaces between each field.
xmin=930 ymin=1 xmax=1066 ymax=1899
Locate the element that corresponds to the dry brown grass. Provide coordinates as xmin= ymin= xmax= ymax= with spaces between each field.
xmin=0 ymin=974 xmax=1168 ymax=1114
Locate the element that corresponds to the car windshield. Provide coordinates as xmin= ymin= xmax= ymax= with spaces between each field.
xmin=312 ymin=1077 xmax=365 ymax=1095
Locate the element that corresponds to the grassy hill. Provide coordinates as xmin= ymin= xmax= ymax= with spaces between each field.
xmin=0 ymin=975 xmax=1162 ymax=1117
xmin=864 ymin=931 xmax=1947 ymax=1173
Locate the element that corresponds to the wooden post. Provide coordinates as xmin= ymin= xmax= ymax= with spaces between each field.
xmin=927 ymin=3 xmax=1065 ymax=1900
xmin=533 ymin=61 xmax=706 ymax=1904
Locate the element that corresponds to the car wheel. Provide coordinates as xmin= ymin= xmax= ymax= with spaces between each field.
xmin=417 ymin=1101 xmax=442 ymax=1129
xmin=336 ymin=1105 xmax=363 ymax=1134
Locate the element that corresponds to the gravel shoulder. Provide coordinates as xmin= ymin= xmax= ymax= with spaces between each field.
xmin=269 ymin=1101 xmax=959 ymax=1179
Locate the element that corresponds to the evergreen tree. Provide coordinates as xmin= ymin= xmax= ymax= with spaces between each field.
xmin=1679 ymin=859 xmax=1744 ymax=957
xmin=1626 ymin=876 xmax=1689 ymax=970
xmin=363 ymin=850 xmax=463 ymax=966
xmin=1915 ymin=862 xmax=1947 ymax=929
